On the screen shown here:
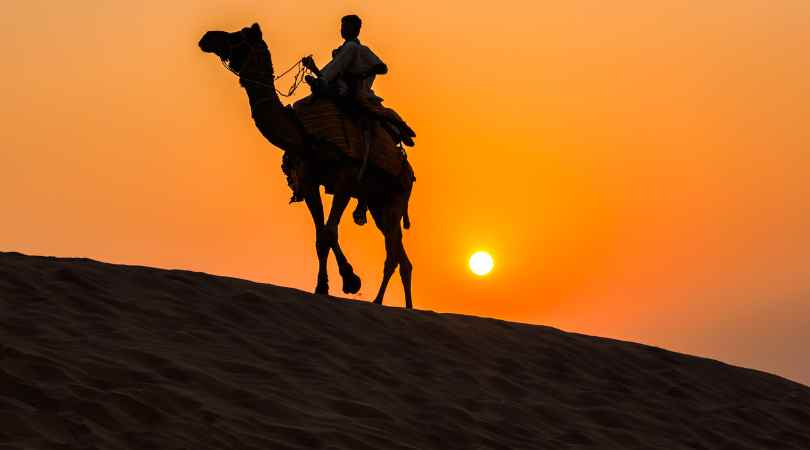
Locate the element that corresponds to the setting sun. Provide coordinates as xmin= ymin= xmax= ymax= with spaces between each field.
xmin=469 ymin=251 xmax=494 ymax=276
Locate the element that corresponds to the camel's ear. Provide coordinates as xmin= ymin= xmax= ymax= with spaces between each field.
xmin=249 ymin=23 xmax=262 ymax=40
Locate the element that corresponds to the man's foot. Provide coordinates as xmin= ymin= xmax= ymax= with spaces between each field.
xmin=353 ymin=204 xmax=368 ymax=226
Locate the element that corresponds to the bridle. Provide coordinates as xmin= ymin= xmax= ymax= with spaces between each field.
xmin=219 ymin=32 xmax=271 ymax=82
xmin=219 ymin=31 xmax=310 ymax=98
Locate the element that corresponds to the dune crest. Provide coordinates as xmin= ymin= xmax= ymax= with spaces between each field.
xmin=1 ymin=252 xmax=808 ymax=449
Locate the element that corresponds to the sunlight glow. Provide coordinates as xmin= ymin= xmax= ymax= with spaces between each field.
xmin=469 ymin=251 xmax=494 ymax=276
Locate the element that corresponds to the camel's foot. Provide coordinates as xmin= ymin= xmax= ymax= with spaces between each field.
xmin=372 ymin=297 xmax=383 ymax=305
xmin=341 ymin=272 xmax=361 ymax=295
xmin=315 ymin=275 xmax=329 ymax=295
xmin=340 ymin=264 xmax=363 ymax=294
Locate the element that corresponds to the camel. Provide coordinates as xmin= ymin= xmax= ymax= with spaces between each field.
xmin=199 ymin=23 xmax=414 ymax=308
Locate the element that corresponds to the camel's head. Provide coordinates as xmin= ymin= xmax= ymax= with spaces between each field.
xmin=199 ymin=23 xmax=270 ymax=75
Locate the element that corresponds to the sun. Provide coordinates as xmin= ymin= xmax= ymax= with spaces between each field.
xmin=469 ymin=251 xmax=494 ymax=276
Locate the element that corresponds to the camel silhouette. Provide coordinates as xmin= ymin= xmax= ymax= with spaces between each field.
xmin=199 ymin=23 xmax=414 ymax=309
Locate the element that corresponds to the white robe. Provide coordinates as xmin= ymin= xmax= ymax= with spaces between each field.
xmin=320 ymin=39 xmax=384 ymax=101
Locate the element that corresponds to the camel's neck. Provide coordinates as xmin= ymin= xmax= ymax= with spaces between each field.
xmin=239 ymin=48 xmax=306 ymax=152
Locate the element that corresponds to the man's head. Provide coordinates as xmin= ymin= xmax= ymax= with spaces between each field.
xmin=340 ymin=15 xmax=362 ymax=40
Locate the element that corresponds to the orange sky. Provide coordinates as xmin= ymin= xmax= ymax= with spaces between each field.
xmin=2 ymin=1 xmax=809 ymax=384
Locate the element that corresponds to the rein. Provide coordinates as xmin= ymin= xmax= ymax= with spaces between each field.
xmin=219 ymin=41 xmax=311 ymax=98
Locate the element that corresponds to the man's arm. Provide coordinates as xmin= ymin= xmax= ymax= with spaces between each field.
xmin=360 ymin=45 xmax=387 ymax=78
xmin=352 ymin=63 xmax=387 ymax=81
xmin=320 ymin=42 xmax=359 ymax=83
xmin=303 ymin=44 xmax=384 ymax=83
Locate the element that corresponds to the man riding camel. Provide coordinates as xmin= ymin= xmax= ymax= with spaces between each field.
xmin=301 ymin=14 xmax=415 ymax=147
xmin=301 ymin=14 xmax=415 ymax=225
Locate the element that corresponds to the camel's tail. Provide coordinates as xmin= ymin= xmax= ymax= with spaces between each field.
xmin=402 ymin=177 xmax=413 ymax=230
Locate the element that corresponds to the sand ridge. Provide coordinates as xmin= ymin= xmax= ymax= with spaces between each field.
xmin=1 ymin=252 xmax=809 ymax=449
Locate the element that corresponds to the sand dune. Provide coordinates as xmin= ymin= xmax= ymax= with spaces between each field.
xmin=0 ymin=252 xmax=808 ymax=449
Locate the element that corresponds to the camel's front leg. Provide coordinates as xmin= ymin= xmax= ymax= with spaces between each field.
xmin=304 ymin=189 xmax=362 ymax=296
xmin=305 ymin=190 xmax=330 ymax=295
xmin=325 ymin=192 xmax=362 ymax=294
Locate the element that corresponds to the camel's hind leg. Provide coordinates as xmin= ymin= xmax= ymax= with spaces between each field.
xmin=370 ymin=202 xmax=412 ymax=308
xmin=398 ymin=241 xmax=413 ymax=309
xmin=371 ymin=227 xmax=400 ymax=306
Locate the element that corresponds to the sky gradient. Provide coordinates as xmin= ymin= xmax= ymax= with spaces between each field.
xmin=2 ymin=1 xmax=809 ymax=384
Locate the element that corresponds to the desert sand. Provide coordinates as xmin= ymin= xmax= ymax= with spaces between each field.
xmin=1 ymin=251 xmax=808 ymax=449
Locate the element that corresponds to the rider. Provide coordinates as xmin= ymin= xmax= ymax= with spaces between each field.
xmin=302 ymin=14 xmax=415 ymax=146
xmin=302 ymin=14 xmax=415 ymax=225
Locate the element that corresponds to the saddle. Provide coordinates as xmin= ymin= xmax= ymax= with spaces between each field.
xmin=292 ymin=95 xmax=413 ymax=177
xmin=304 ymin=73 xmax=416 ymax=145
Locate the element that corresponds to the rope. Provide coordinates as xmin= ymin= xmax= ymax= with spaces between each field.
xmin=276 ymin=61 xmax=309 ymax=97
xmin=275 ymin=59 xmax=304 ymax=80
xmin=220 ymin=57 xmax=311 ymax=98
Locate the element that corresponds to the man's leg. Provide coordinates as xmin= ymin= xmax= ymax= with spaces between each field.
xmin=353 ymin=199 xmax=368 ymax=226
xmin=353 ymin=115 xmax=371 ymax=226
